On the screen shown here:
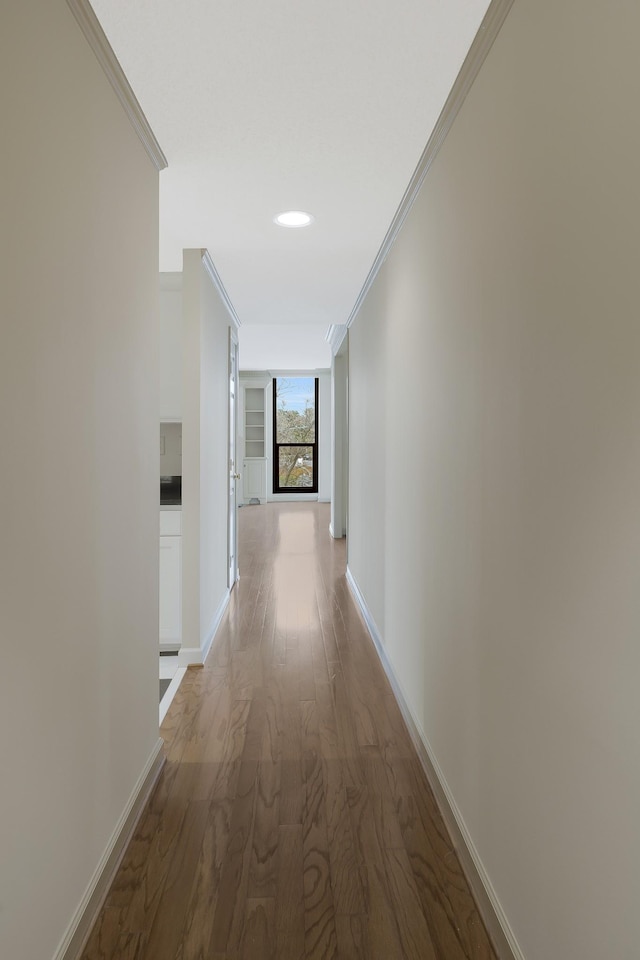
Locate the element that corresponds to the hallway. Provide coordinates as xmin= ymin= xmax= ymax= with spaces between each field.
xmin=82 ymin=502 xmax=497 ymax=960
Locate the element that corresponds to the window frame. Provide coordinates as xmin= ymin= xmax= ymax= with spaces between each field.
xmin=272 ymin=377 xmax=319 ymax=494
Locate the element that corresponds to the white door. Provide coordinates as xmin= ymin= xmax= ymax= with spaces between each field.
xmin=228 ymin=331 xmax=239 ymax=588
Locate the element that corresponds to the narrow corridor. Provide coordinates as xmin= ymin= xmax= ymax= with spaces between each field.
xmin=82 ymin=502 xmax=497 ymax=960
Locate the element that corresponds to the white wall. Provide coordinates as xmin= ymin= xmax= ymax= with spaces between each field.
xmin=159 ymin=273 xmax=183 ymax=420
xmin=181 ymin=250 xmax=232 ymax=661
xmin=348 ymin=1 xmax=640 ymax=958
xmin=0 ymin=4 xmax=160 ymax=960
xmin=239 ymin=323 xmax=331 ymax=369
xmin=160 ymin=422 xmax=182 ymax=476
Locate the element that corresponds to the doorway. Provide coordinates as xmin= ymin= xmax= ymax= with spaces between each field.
xmin=228 ymin=330 xmax=239 ymax=588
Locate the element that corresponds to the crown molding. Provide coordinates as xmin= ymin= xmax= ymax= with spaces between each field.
xmin=267 ymin=368 xmax=331 ymax=378
xmin=66 ymin=0 xmax=167 ymax=171
xmin=346 ymin=0 xmax=514 ymax=328
xmin=325 ymin=324 xmax=348 ymax=356
xmin=201 ymin=250 xmax=242 ymax=329
xmin=239 ymin=369 xmax=271 ymax=380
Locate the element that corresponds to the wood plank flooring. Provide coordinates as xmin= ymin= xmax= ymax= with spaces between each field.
xmin=82 ymin=502 xmax=498 ymax=960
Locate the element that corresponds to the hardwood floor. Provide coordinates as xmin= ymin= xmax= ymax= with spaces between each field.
xmin=82 ymin=502 xmax=498 ymax=960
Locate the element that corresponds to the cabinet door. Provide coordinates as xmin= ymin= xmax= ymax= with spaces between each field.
xmin=243 ymin=458 xmax=266 ymax=502
xmin=159 ymin=535 xmax=181 ymax=645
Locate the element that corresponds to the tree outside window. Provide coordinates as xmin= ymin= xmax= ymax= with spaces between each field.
xmin=273 ymin=377 xmax=318 ymax=492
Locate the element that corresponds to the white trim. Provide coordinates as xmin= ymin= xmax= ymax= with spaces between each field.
xmin=345 ymin=566 xmax=524 ymax=960
xmin=177 ymin=646 xmax=206 ymax=667
xmin=267 ymin=493 xmax=319 ymax=503
xmin=239 ymin=369 xmax=271 ymax=381
xmin=65 ymin=0 xmax=167 ymax=171
xmin=201 ymin=250 xmax=242 ymax=329
xmin=325 ymin=324 xmax=348 ymax=355
xmin=268 ymin=368 xmax=331 ymax=378
xmin=345 ymin=0 xmax=514 ymax=328
xmin=55 ymin=738 xmax=165 ymax=960
xmin=178 ymin=588 xmax=230 ymax=666
xmin=202 ymin=589 xmax=231 ymax=663
xmin=345 ymin=567 xmax=384 ymax=651
xmin=159 ymin=667 xmax=187 ymax=725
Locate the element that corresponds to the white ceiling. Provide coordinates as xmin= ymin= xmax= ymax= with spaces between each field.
xmin=91 ymin=0 xmax=490 ymax=361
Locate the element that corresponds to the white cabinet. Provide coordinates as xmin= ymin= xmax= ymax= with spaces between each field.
xmin=243 ymin=457 xmax=267 ymax=503
xmin=160 ymin=510 xmax=181 ymax=650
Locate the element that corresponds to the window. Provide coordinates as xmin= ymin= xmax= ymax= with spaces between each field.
xmin=273 ymin=377 xmax=318 ymax=494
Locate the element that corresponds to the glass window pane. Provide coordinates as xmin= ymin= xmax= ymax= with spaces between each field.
xmin=278 ymin=446 xmax=314 ymax=488
xmin=275 ymin=377 xmax=315 ymax=444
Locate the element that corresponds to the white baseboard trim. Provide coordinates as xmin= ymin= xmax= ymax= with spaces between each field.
xmin=318 ymin=497 xmax=331 ymax=503
xmin=177 ymin=645 xmax=205 ymax=666
xmin=178 ymin=588 xmax=230 ymax=666
xmin=159 ymin=666 xmax=187 ymax=725
xmin=329 ymin=522 xmax=334 ymax=538
xmin=345 ymin=566 xmax=524 ymax=960
xmin=344 ymin=566 xmax=385 ymax=659
xmin=267 ymin=494 xmax=319 ymax=502
xmin=55 ymin=738 xmax=165 ymax=960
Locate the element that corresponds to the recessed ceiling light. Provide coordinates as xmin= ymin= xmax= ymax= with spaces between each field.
xmin=274 ymin=210 xmax=314 ymax=228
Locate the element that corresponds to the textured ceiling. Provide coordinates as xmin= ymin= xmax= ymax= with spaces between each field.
xmin=91 ymin=0 xmax=490 ymax=335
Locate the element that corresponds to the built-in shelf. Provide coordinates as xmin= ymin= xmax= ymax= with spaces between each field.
xmin=242 ymin=383 xmax=267 ymax=502
xmin=244 ymin=389 xmax=265 ymax=458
